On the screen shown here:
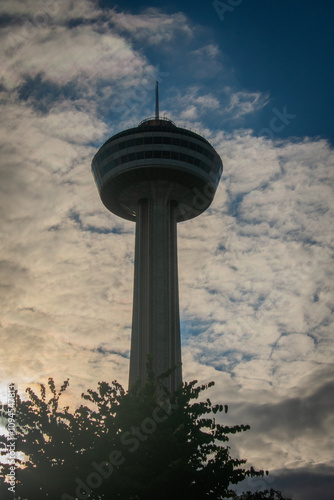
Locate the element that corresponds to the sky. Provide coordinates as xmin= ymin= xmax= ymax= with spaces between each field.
xmin=0 ymin=0 xmax=333 ymax=498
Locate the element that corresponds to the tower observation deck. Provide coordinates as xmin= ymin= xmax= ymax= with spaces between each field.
xmin=92 ymin=83 xmax=223 ymax=391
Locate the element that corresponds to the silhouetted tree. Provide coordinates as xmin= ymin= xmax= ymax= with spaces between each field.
xmin=0 ymin=366 xmax=290 ymax=499
xmin=238 ymin=490 xmax=291 ymax=499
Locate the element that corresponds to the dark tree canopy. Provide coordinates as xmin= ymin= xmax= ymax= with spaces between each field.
xmin=0 ymin=367 xmax=291 ymax=500
xmin=238 ymin=491 xmax=291 ymax=500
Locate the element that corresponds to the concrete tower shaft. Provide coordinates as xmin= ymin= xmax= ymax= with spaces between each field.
xmin=131 ymin=189 xmax=181 ymax=391
xmin=92 ymin=116 xmax=223 ymax=391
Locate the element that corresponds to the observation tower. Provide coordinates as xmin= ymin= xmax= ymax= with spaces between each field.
xmin=92 ymin=83 xmax=223 ymax=392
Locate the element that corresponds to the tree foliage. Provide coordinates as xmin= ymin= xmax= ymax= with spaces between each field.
xmin=238 ymin=490 xmax=291 ymax=500
xmin=0 ymin=368 xmax=290 ymax=500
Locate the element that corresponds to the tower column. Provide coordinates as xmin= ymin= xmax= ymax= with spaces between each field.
xmin=130 ymin=183 xmax=182 ymax=392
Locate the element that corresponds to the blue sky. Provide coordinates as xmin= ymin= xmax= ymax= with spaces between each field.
xmin=0 ymin=1 xmax=333 ymax=499
xmin=103 ymin=0 xmax=334 ymax=142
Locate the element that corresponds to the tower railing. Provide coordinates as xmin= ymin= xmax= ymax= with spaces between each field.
xmin=138 ymin=116 xmax=176 ymax=127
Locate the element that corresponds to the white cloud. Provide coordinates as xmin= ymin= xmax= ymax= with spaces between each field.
xmin=0 ymin=0 xmax=98 ymax=22
xmin=192 ymin=44 xmax=221 ymax=59
xmin=224 ymin=87 xmax=270 ymax=118
xmin=177 ymin=130 xmax=333 ymax=406
xmin=188 ymin=44 xmax=224 ymax=79
xmin=109 ymin=7 xmax=193 ymax=45
xmin=168 ymin=85 xmax=221 ymax=125
xmin=1 ymin=24 xmax=149 ymax=93
xmin=166 ymin=87 xmax=269 ymax=132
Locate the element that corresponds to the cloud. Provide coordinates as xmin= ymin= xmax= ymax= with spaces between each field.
xmin=165 ymin=86 xmax=269 ymax=132
xmin=224 ymin=87 xmax=270 ymax=118
xmin=109 ymin=7 xmax=193 ymax=45
xmin=199 ymin=366 xmax=334 ymax=498
xmin=166 ymin=85 xmax=221 ymax=124
xmin=236 ymin=466 xmax=334 ymax=500
xmin=0 ymin=3 xmax=177 ymax=403
xmin=189 ymin=44 xmax=224 ymax=79
xmin=177 ymin=129 xmax=333 ymax=399
xmin=271 ymin=466 xmax=334 ymax=500
xmin=0 ymin=0 xmax=98 ymax=23
xmin=1 ymin=24 xmax=149 ymax=95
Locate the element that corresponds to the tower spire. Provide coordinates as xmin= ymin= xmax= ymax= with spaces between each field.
xmin=155 ymin=81 xmax=159 ymax=119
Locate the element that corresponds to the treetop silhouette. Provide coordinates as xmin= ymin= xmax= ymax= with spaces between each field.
xmin=0 ymin=364 xmax=291 ymax=500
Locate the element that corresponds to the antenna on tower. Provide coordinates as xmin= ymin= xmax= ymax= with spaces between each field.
xmin=155 ymin=81 xmax=159 ymax=119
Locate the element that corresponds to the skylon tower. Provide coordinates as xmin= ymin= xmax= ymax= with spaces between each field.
xmin=92 ymin=83 xmax=223 ymax=391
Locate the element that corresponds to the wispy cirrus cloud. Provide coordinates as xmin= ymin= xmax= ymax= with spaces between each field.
xmin=188 ymin=44 xmax=224 ymax=79
xmin=109 ymin=7 xmax=194 ymax=44
xmin=164 ymin=85 xmax=269 ymax=130
xmin=224 ymin=87 xmax=270 ymax=118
